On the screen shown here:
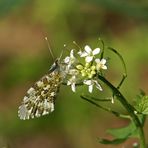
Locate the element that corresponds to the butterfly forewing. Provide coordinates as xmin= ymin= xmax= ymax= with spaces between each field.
xmin=18 ymin=68 xmax=62 ymax=120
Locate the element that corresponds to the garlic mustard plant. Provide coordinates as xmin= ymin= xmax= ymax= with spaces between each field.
xmin=61 ymin=41 xmax=148 ymax=148
xmin=19 ymin=39 xmax=148 ymax=148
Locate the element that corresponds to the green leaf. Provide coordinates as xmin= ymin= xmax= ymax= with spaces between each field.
xmin=99 ymin=138 xmax=127 ymax=145
xmin=106 ymin=114 xmax=145 ymax=140
xmin=107 ymin=121 xmax=137 ymax=139
xmin=99 ymin=113 xmax=146 ymax=145
xmin=135 ymin=96 xmax=148 ymax=115
xmin=136 ymin=89 xmax=146 ymax=101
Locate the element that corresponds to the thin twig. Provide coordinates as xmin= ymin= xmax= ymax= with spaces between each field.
xmin=81 ymin=95 xmax=131 ymax=119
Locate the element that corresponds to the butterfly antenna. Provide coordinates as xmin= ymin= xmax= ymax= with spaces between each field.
xmin=45 ymin=37 xmax=55 ymax=61
xmin=73 ymin=41 xmax=82 ymax=51
xmin=59 ymin=44 xmax=66 ymax=61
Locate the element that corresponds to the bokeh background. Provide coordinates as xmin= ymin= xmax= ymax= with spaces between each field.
xmin=0 ymin=0 xmax=148 ymax=148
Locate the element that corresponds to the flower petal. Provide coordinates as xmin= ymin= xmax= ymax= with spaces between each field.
xmin=85 ymin=56 xmax=93 ymax=62
xmin=71 ymin=83 xmax=76 ymax=92
xmin=92 ymin=48 xmax=100 ymax=55
xmin=101 ymin=59 xmax=106 ymax=64
xmin=77 ymin=50 xmax=82 ymax=55
xmin=95 ymin=58 xmax=100 ymax=63
xmin=85 ymin=45 xmax=92 ymax=54
xmin=70 ymin=49 xmax=74 ymax=58
xmin=102 ymin=65 xmax=107 ymax=70
xmin=67 ymin=80 xmax=71 ymax=85
xmin=94 ymin=81 xmax=103 ymax=91
xmin=64 ymin=57 xmax=70 ymax=63
xmin=88 ymin=85 xmax=93 ymax=93
xmin=83 ymin=80 xmax=92 ymax=85
xmin=80 ymin=51 xmax=88 ymax=57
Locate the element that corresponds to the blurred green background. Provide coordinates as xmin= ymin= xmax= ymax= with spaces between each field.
xmin=0 ymin=0 xmax=148 ymax=147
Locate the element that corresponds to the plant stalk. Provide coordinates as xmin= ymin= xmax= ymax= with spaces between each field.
xmin=98 ymin=75 xmax=146 ymax=148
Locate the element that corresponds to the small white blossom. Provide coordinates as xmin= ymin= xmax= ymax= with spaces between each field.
xmin=83 ymin=79 xmax=102 ymax=93
xmin=78 ymin=45 xmax=100 ymax=62
xmin=64 ymin=49 xmax=77 ymax=75
xmin=67 ymin=76 xmax=77 ymax=92
xmin=64 ymin=49 xmax=76 ymax=66
xmin=68 ymin=69 xmax=79 ymax=75
xmin=95 ymin=58 xmax=107 ymax=71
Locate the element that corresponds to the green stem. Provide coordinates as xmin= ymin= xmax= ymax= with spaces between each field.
xmin=98 ymin=75 xmax=146 ymax=148
xmin=81 ymin=95 xmax=131 ymax=119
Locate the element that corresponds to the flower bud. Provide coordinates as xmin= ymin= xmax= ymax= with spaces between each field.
xmin=88 ymin=74 xmax=93 ymax=78
xmin=82 ymin=72 xmax=87 ymax=77
xmin=76 ymin=65 xmax=83 ymax=70
xmin=91 ymin=70 xmax=96 ymax=75
xmin=91 ymin=65 xmax=96 ymax=70
xmin=85 ymin=63 xmax=90 ymax=68
xmin=86 ymin=68 xmax=91 ymax=73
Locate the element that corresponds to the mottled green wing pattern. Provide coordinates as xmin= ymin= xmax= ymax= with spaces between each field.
xmin=18 ymin=71 xmax=61 ymax=120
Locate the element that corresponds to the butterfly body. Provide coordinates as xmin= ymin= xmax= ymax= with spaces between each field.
xmin=18 ymin=60 xmax=62 ymax=120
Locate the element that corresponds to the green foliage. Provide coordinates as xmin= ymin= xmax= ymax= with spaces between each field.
xmin=99 ymin=120 xmax=135 ymax=145
xmin=107 ymin=121 xmax=137 ymax=139
xmin=99 ymin=137 xmax=127 ymax=145
xmin=99 ymin=114 xmax=146 ymax=145
xmin=81 ymin=93 xmax=146 ymax=146
xmin=135 ymin=96 xmax=148 ymax=115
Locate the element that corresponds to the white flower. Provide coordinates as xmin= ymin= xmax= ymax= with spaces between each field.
xmin=64 ymin=49 xmax=77 ymax=74
xmin=64 ymin=49 xmax=76 ymax=66
xmin=67 ymin=76 xmax=77 ymax=92
xmin=78 ymin=45 xmax=100 ymax=62
xmin=95 ymin=58 xmax=107 ymax=71
xmin=83 ymin=79 xmax=102 ymax=93
xmin=68 ymin=69 xmax=79 ymax=75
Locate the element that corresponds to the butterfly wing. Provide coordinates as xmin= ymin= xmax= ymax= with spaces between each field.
xmin=18 ymin=71 xmax=61 ymax=120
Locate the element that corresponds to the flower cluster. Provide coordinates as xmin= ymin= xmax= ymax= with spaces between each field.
xmin=63 ymin=45 xmax=107 ymax=93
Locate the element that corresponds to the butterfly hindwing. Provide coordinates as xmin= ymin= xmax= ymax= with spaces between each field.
xmin=18 ymin=70 xmax=61 ymax=120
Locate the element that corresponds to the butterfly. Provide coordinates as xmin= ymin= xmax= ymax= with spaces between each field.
xmin=18 ymin=38 xmax=68 ymax=120
xmin=18 ymin=59 xmax=65 ymax=120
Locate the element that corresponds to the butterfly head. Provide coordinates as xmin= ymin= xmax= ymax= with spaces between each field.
xmin=48 ymin=46 xmax=64 ymax=73
xmin=48 ymin=58 xmax=60 ymax=72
